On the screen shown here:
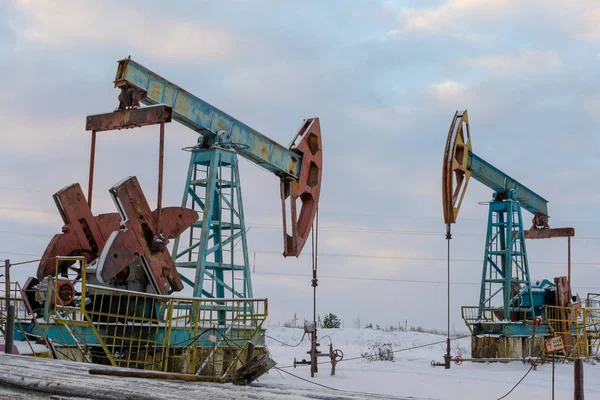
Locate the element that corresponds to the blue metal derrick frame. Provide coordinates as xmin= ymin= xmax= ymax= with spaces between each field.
xmin=172 ymin=147 xmax=253 ymax=300
xmin=478 ymin=197 xmax=535 ymax=327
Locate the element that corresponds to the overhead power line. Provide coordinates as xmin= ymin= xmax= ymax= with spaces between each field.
xmin=0 ymin=203 xmax=598 ymax=226
xmin=253 ymin=271 xmax=600 ymax=291
xmin=1 ymin=224 xmax=600 ymax=242
xmin=251 ymin=250 xmax=600 ymax=267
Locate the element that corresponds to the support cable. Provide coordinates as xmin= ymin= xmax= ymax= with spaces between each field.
xmin=274 ymin=367 xmax=339 ymax=391
xmin=277 ymin=334 xmax=471 ymax=369
xmin=495 ymin=347 xmax=545 ymax=400
xmin=9 ymin=257 xmax=56 ymax=267
xmin=265 ymin=333 xmax=306 ymax=348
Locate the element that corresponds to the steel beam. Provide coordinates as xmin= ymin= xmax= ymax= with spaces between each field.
xmin=524 ymin=228 xmax=575 ymax=239
xmin=85 ymin=105 xmax=172 ymax=132
xmin=114 ymin=58 xmax=301 ymax=179
xmin=468 ymin=152 xmax=549 ymax=216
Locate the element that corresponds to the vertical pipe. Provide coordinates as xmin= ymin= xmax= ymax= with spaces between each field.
xmin=157 ymin=122 xmax=165 ymax=231
xmin=445 ymin=223 xmax=452 ymax=369
xmin=574 ymin=358 xmax=584 ymax=400
xmin=5 ymin=305 xmax=14 ymax=354
xmin=88 ymin=130 xmax=97 ymax=207
xmin=568 ymin=236 xmax=571 ymax=291
xmin=4 ymin=259 xmax=12 ymax=354
xmin=504 ymin=202 xmax=512 ymax=321
xmin=552 ymin=352 xmax=555 ymax=400
xmin=4 ymin=259 xmax=9 ymax=305
xmin=315 ymin=208 xmax=319 ymax=374
xmin=310 ymin=212 xmax=318 ymax=378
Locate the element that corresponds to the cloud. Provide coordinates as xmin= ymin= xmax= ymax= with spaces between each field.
xmin=390 ymin=0 xmax=518 ymax=39
xmin=428 ymin=81 xmax=473 ymax=105
xmin=538 ymin=1 xmax=600 ymax=41
xmin=13 ymin=0 xmax=236 ymax=63
xmin=1 ymin=113 xmax=87 ymax=156
xmin=468 ymin=50 xmax=561 ymax=77
xmin=0 ymin=207 xmax=60 ymax=227
xmin=391 ymin=0 xmax=600 ymax=43
xmin=2 ymin=0 xmax=600 ymax=332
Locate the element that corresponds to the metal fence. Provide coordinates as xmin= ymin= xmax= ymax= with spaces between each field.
xmin=0 ymin=281 xmax=39 ymax=354
xmin=4 ymin=257 xmax=268 ymax=377
xmin=544 ymin=305 xmax=600 ymax=359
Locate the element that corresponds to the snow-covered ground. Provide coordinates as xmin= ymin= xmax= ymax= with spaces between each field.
xmin=262 ymin=327 xmax=600 ymax=399
xmin=0 ymin=339 xmax=49 ymax=355
xmin=2 ymin=327 xmax=599 ymax=399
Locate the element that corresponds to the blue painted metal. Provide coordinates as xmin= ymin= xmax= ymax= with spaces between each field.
xmin=474 ymin=322 xmax=552 ymax=337
xmin=520 ymin=279 xmax=555 ymax=316
xmin=468 ymin=152 xmax=549 ymax=217
xmin=114 ymin=58 xmax=301 ymax=178
xmin=478 ymin=190 xmax=535 ymax=328
xmin=172 ymin=146 xmax=252 ymax=301
xmin=16 ymin=321 xmax=250 ymax=348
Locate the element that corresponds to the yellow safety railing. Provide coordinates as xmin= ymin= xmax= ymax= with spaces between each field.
xmin=43 ymin=257 xmax=267 ymax=377
xmin=544 ymin=305 xmax=600 ymax=359
xmin=462 ymin=306 xmax=494 ymax=324
xmin=586 ymin=293 xmax=600 ymax=308
xmin=0 ymin=281 xmax=39 ymax=355
xmin=461 ymin=306 xmax=532 ymax=332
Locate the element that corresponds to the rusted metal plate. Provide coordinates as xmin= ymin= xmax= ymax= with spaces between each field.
xmin=97 ymin=176 xmax=198 ymax=294
xmin=524 ymin=227 xmax=575 ymax=239
xmin=37 ymin=184 xmax=120 ymax=279
xmin=545 ymin=336 xmax=565 ymax=353
xmin=85 ymin=105 xmax=172 ymax=132
xmin=554 ymin=276 xmax=574 ymax=351
xmin=281 ymin=118 xmax=322 ymax=257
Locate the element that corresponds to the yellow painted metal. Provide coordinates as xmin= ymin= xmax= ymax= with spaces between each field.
xmin=463 ymin=304 xmax=600 ymax=360
xmin=464 ymin=303 xmax=600 ymax=359
xmin=461 ymin=306 xmax=531 ymax=333
xmin=0 ymin=281 xmax=39 ymax=355
xmin=44 ymin=257 xmax=267 ymax=377
xmin=544 ymin=305 xmax=600 ymax=359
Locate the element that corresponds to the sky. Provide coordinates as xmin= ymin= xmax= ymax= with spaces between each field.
xmin=1 ymin=0 xmax=600 ymax=332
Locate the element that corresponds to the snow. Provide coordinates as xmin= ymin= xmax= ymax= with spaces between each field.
xmin=0 ymin=352 xmax=412 ymax=399
xmin=0 ymin=339 xmax=48 ymax=355
xmin=1 ymin=327 xmax=599 ymax=399
xmin=261 ymin=327 xmax=600 ymax=399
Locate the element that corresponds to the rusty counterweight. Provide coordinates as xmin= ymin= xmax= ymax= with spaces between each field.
xmin=281 ymin=118 xmax=323 ymax=257
xmin=37 ymin=184 xmax=120 ymax=280
xmin=98 ymin=176 xmax=197 ymax=294
xmin=37 ymin=177 xmax=197 ymax=294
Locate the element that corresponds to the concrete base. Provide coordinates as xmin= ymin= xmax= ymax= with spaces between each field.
xmin=472 ymin=336 xmax=546 ymax=360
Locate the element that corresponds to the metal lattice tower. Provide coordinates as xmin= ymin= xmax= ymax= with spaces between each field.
xmin=111 ymin=58 xmax=322 ymax=300
xmin=172 ymin=146 xmax=252 ymax=299
xmin=478 ymin=190 xmax=534 ymax=321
